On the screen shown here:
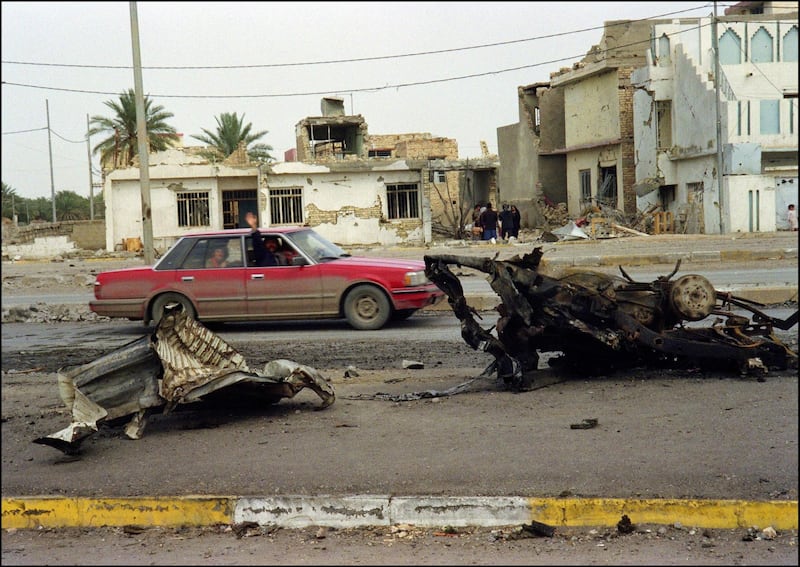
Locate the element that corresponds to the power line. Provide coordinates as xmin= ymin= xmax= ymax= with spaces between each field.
xmin=0 ymin=22 xmax=716 ymax=100
xmin=49 ymin=129 xmax=86 ymax=144
xmin=2 ymin=126 xmax=47 ymax=135
xmin=0 ymin=5 xmax=715 ymax=71
xmin=2 ymin=126 xmax=87 ymax=143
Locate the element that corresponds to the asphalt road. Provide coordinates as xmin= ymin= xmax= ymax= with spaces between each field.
xmin=2 ymin=309 xmax=797 ymax=503
xmin=2 ymin=266 xmax=797 ymax=309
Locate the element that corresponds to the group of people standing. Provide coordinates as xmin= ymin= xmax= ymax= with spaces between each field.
xmin=469 ymin=202 xmax=520 ymax=241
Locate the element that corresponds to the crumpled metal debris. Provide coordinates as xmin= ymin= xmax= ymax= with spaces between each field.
xmin=424 ymin=247 xmax=798 ymax=391
xmin=33 ymin=303 xmax=334 ymax=455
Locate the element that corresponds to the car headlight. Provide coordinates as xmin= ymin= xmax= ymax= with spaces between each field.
xmin=403 ymin=271 xmax=429 ymax=287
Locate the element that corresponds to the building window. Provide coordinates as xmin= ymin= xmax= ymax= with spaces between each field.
xmin=687 ymin=182 xmax=704 ymax=200
xmin=434 ymin=170 xmax=446 ymax=183
xmin=269 ymin=187 xmax=303 ymax=225
xmin=751 ymin=27 xmax=774 ymax=63
xmin=656 ymin=100 xmax=672 ymax=150
xmin=222 ymin=189 xmax=257 ymax=229
xmin=386 ymin=183 xmax=419 ymax=219
xmin=177 ymin=191 xmax=210 ymax=227
xmin=760 ymin=100 xmax=780 ymax=134
xmin=719 ymin=29 xmax=742 ymax=64
xmin=657 ymin=33 xmax=671 ymax=66
xmin=598 ymin=167 xmax=617 ymax=208
xmin=659 ymin=184 xmax=676 ymax=207
xmin=782 ymin=26 xmax=798 ymax=62
xmin=368 ymin=149 xmax=393 ymax=158
xmin=579 ymin=169 xmax=591 ymax=203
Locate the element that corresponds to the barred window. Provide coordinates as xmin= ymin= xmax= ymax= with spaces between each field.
xmin=386 ymin=183 xmax=419 ymax=219
xmin=269 ymin=186 xmax=303 ymax=225
xmin=579 ymin=170 xmax=591 ymax=203
xmin=177 ymin=191 xmax=210 ymax=227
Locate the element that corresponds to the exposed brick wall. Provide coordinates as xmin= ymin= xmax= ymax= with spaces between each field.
xmin=367 ymin=134 xmax=458 ymax=160
xmin=618 ymin=67 xmax=637 ymax=215
xmin=304 ymin=202 xmax=384 ymax=226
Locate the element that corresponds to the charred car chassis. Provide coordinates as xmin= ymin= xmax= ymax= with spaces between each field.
xmin=424 ymin=248 xmax=798 ymax=391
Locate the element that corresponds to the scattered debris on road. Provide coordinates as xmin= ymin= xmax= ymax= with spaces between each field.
xmin=33 ymin=303 xmax=335 ymax=455
xmin=424 ymin=247 xmax=798 ymax=390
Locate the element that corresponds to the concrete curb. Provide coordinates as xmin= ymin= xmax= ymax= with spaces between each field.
xmin=3 ymin=496 xmax=797 ymax=531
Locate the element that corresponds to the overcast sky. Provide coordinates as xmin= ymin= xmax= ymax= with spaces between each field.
xmin=1 ymin=1 xmax=719 ymax=200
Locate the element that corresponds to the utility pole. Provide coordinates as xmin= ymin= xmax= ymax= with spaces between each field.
xmin=712 ymin=1 xmax=727 ymax=234
xmin=86 ymin=114 xmax=95 ymax=220
xmin=46 ymin=99 xmax=56 ymax=222
xmin=129 ymin=1 xmax=154 ymax=264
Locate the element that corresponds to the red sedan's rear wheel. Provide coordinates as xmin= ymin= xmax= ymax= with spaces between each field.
xmin=343 ymin=284 xmax=391 ymax=330
xmin=150 ymin=292 xmax=196 ymax=326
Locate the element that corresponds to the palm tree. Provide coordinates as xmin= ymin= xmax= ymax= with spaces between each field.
xmin=55 ymin=190 xmax=89 ymax=221
xmin=191 ymin=112 xmax=274 ymax=164
xmin=88 ymin=88 xmax=180 ymax=169
xmin=2 ymin=181 xmax=19 ymax=220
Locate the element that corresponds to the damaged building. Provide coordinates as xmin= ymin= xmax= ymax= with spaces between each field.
xmin=497 ymin=2 xmax=798 ymax=235
xmin=101 ymin=96 xmax=499 ymax=252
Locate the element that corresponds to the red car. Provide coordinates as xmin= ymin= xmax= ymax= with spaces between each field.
xmin=90 ymin=227 xmax=445 ymax=330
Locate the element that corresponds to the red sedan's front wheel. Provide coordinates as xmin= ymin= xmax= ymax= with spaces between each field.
xmin=343 ymin=284 xmax=391 ymax=330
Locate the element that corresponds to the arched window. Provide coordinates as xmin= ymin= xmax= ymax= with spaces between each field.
xmin=719 ymin=29 xmax=742 ymax=64
xmin=782 ymin=26 xmax=798 ymax=62
xmin=751 ymin=27 xmax=774 ymax=62
xmin=658 ymin=33 xmax=671 ymax=66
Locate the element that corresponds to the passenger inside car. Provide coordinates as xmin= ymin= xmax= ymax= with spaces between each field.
xmin=206 ymin=246 xmax=229 ymax=268
xmin=264 ymin=237 xmax=289 ymax=266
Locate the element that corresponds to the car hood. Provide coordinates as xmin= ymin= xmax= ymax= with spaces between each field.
xmin=333 ymin=256 xmax=426 ymax=270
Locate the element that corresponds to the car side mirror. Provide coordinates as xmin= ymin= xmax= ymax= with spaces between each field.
xmin=291 ymin=256 xmax=310 ymax=266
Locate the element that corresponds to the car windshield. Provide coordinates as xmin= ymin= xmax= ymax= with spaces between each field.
xmin=289 ymin=229 xmax=350 ymax=263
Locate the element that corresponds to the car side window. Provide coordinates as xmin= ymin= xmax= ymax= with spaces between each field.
xmin=224 ymin=237 xmax=244 ymax=267
xmin=181 ymin=239 xmax=209 ymax=269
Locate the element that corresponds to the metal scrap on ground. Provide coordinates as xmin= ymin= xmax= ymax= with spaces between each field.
xmin=423 ymin=247 xmax=798 ymax=391
xmin=33 ymin=303 xmax=335 ymax=455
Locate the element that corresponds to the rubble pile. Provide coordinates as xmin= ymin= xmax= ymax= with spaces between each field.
xmin=538 ymin=199 xmax=570 ymax=229
xmin=2 ymin=303 xmax=108 ymax=323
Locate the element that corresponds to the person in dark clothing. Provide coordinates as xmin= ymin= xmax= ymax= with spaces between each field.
xmin=478 ymin=202 xmax=499 ymax=241
xmin=245 ymin=211 xmax=280 ymax=266
xmin=498 ymin=204 xmax=515 ymax=240
xmin=510 ymin=205 xmax=521 ymax=238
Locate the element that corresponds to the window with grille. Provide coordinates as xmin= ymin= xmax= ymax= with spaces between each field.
xmin=177 ymin=191 xmax=210 ymax=227
xmin=222 ymin=189 xmax=257 ymax=229
xmin=579 ymin=169 xmax=591 ymax=203
xmin=386 ymin=183 xmax=420 ymax=219
xmin=269 ymin=186 xmax=303 ymax=225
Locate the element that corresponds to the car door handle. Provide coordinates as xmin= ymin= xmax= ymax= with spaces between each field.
xmin=251 ymin=274 xmax=265 ymax=280
xmin=181 ymin=276 xmax=195 ymax=282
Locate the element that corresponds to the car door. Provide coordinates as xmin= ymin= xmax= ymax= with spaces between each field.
xmin=244 ymin=233 xmax=324 ymax=318
xmin=176 ymin=236 xmax=248 ymax=319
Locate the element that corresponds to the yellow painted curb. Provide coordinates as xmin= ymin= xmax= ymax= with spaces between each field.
xmin=527 ymin=498 xmax=798 ymax=530
xmin=3 ymin=496 xmax=797 ymax=530
xmin=2 ymin=496 xmax=234 ymax=529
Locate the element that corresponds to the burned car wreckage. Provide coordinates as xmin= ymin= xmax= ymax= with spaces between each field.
xmin=424 ymin=247 xmax=798 ymax=391
xmin=34 ymin=304 xmax=335 ymax=455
